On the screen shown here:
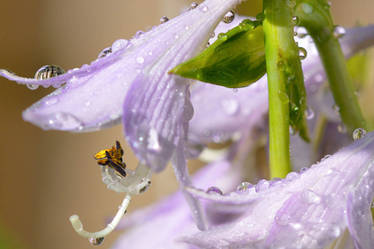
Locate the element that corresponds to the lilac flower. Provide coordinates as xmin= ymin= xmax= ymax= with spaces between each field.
xmin=0 ymin=0 xmax=244 ymax=232
xmin=181 ymin=131 xmax=374 ymax=249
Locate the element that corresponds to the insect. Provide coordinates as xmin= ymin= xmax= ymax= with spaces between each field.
xmin=34 ymin=65 xmax=65 ymax=80
xmin=94 ymin=141 xmax=127 ymax=177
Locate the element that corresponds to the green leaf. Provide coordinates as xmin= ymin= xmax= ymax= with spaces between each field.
xmin=170 ymin=19 xmax=266 ymax=88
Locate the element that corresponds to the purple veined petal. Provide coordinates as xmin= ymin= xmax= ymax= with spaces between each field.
xmin=122 ymin=0 xmax=244 ymax=173
xmin=189 ymin=25 xmax=374 ymax=145
xmin=112 ymin=159 xmax=238 ymax=249
xmin=181 ymin=132 xmax=374 ymax=249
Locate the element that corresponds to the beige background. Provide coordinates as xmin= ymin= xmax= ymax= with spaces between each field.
xmin=0 ymin=0 xmax=373 ymax=249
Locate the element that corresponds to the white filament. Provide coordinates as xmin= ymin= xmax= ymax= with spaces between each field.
xmin=69 ymin=194 xmax=131 ymax=239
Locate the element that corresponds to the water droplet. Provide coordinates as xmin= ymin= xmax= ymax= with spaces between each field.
xmin=297 ymin=28 xmax=308 ymax=38
xmin=337 ymin=124 xmax=347 ymax=134
xmin=299 ymin=167 xmax=308 ymax=173
xmin=89 ymin=237 xmax=104 ymax=246
xmin=302 ymin=190 xmax=321 ymax=204
xmin=206 ymin=186 xmax=223 ymax=195
xmin=136 ymin=57 xmax=144 ymax=64
xmin=301 ymin=3 xmax=313 ymax=14
xmin=275 ymin=213 xmax=290 ymax=226
xmin=292 ymin=16 xmax=299 ymax=25
xmin=217 ymin=33 xmax=228 ymax=41
xmin=111 ymin=39 xmax=129 ymax=52
xmin=352 ymin=128 xmax=367 ymax=140
xmin=201 ymin=6 xmax=208 ymax=12
xmin=98 ymin=47 xmax=112 ymax=58
xmin=210 ymin=32 xmax=215 ymax=38
xmin=135 ymin=31 xmax=144 ymax=38
xmin=45 ymin=97 xmax=58 ymax=106
xmin=236 ymin=182 xmax=253 ymax=192
xmin=35 ymin=65 xmax=65 ymax=80
xmin=255 ymin=179 xmax=270 ymax=192
xmin=160 ymin=16 xmax=169 ymax=24
xmin=221 ymin=99 xmax=240 ymax=115
xmin=27 ymin=84 xmax=39 ymax=90
xmin=333 ymin=25 xmax=346 ymax=39
xmin=223 ymin=10 xmax=235 ymax=24
xmin=232 ymin=88 xmax=238 ymax=93
xmin=147 ymin=129 xmax=161 ymax=152
xmin=298 ymin=47 xmax=307 ymax=60
xmin=286 ymin=172 xmax=299 ymax=181
xmin=305 ymin=107 xmax=314 ymax=120
xmin=278 ymin=90 xmax=289 ymax=104
xmin=189 ymin=2 xmax=198 ymax=10
xmin=287 ymin=0 xmax=296 ymax=8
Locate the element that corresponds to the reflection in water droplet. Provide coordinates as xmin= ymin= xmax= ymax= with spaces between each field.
xmin=111 ymin=39 xmax=129 ymax=52
xmin=27 ymin=84 xmax=39 ymax=90
xmin=35 ymin=65 xmax=65 ymax=80
xmin=298 ymin=47 xmax=307 ymax=60
xmin=236 ymin=182 xmax=253 ymax=192
xmin=352 ymin=128 xmax=367 ymax=140
xmin=98 ymin=47 xmax=112 ymax=58
xmin=160 ymin=16 xmax=169 ymax=24
xmin=292 ymin=16 xmax=299 ymax=25
xmin=223 ymin=11 xmax=235 ymax=24
xmin=206 ymin=186 xmax=223 ymax=195
xmin=89 ymin=237 xmax=104 ymax=246
xmin=189 ymin=2 xmax=198 ymax=10
xmin=333 ymin=26 xmax=346 ymax=39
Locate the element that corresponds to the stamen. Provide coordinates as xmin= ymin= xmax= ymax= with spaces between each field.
xmin=69 ymin=194 xmax=131 ymax=240
xmin=69 ymin=141 xmax=152 ymax=244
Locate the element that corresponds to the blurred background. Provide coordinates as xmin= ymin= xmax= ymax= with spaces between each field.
xmin=0 ymin=0 xmax=373 ymax=249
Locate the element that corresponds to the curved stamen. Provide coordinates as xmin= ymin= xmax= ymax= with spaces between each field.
xmin=69 ymin=194 xmax=131 ymax=240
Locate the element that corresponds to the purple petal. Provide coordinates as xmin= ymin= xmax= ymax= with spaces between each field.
xmin=112 ymin=159 xmax=238 ymax=249
xmin=189 ymin=25 xmax=374 ymax=145
xmin=122 ymin=0 xmax=243 ymax=173
xmin=182 ymin=132 xmax=374 ymax=249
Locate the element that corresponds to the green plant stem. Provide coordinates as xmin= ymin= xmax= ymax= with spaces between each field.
xmin=311 ymin=33 xmax=368 ymax=131
xmin=263 ymin=0 xmax=303 ymax=178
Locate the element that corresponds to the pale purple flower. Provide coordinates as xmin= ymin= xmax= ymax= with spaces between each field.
xmin=0 ymin=0 xmax=244 ymax=231
xmin=182 ymin=131 xmax=374 ymax=249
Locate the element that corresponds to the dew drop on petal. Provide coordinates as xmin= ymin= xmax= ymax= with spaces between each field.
xmin=27 ymin=84 xmax=39 ymax=90
xmin=236 ymin=182 xmax=253 ymax=192
xmin=232 ymin=88 xmax=238 ymax=93
xmin=206 ymin=186 xmax=223 ymax=195
xmin=333 ymin=25 xmax=346 ymax=39
xmin=160 ymin=16 xmax=169 ymax=24
xmin=305 ymin=107 xmax=314 ymax=120
xmin=286 ymin=172 xmax=299 ymax=181
xmin=223 ymin=10 xmax=235 ymax=24
xmin=298 ymin=47 xmax=307 ymax=60
xmin=136 ymin=56 xmax=145 ymax=64
xmin=255 ymin=179 xmax=270 ymax=192
xmin=111 ymin=39 xmax=129 ymax=52
xmin=89 ymin=237 xmax=104 ymax=246
xmin=189 ymin=2 xmax=198 ymax=10
xmin=221 ymin=98 xmax=240 ymax=116
xmin=98 ymin=47 xmax=112 ymax=58
xmin=292 ymin=16 xmax=299 ymax=25
xmin=352 ymin=128 xmax=367 ymax=140
xmin=34 ymin=65 xmax=65 ymax=80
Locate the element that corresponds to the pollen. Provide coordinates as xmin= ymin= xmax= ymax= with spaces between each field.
xmin=94 ymin=141 xmax=127 ymax=177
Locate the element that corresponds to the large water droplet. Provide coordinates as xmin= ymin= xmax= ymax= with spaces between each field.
xmin=206 ymin=186 xmax=223 ymax=195
xmin=89 ymin=237 xmax=104 ymax=246
xmin=352 ymin=128 xmax=367 ymax=140
xmin=223 ymin=11 xmax=235 ymax=24
xmin=298 ymin=47 xmax=307 ymax=60
xmin=333 ymin=26 xmax=346 ymax=39
xmin=35 ymin=65 xmax=65 ymax=80
xmin=160 ymin=16 xmax=169 ymax=24
xmin=221 ymin=99 xmax=240 ymax=115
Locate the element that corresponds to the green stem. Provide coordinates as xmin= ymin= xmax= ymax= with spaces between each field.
xmin=311 ymin=32 xmax=367 ymax=131
xmin=263 ymin=0 xmax=304 ymax=178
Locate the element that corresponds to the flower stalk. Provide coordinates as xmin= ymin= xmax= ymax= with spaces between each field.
xmin=263 ymin=0 xmax=306 ymax=178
